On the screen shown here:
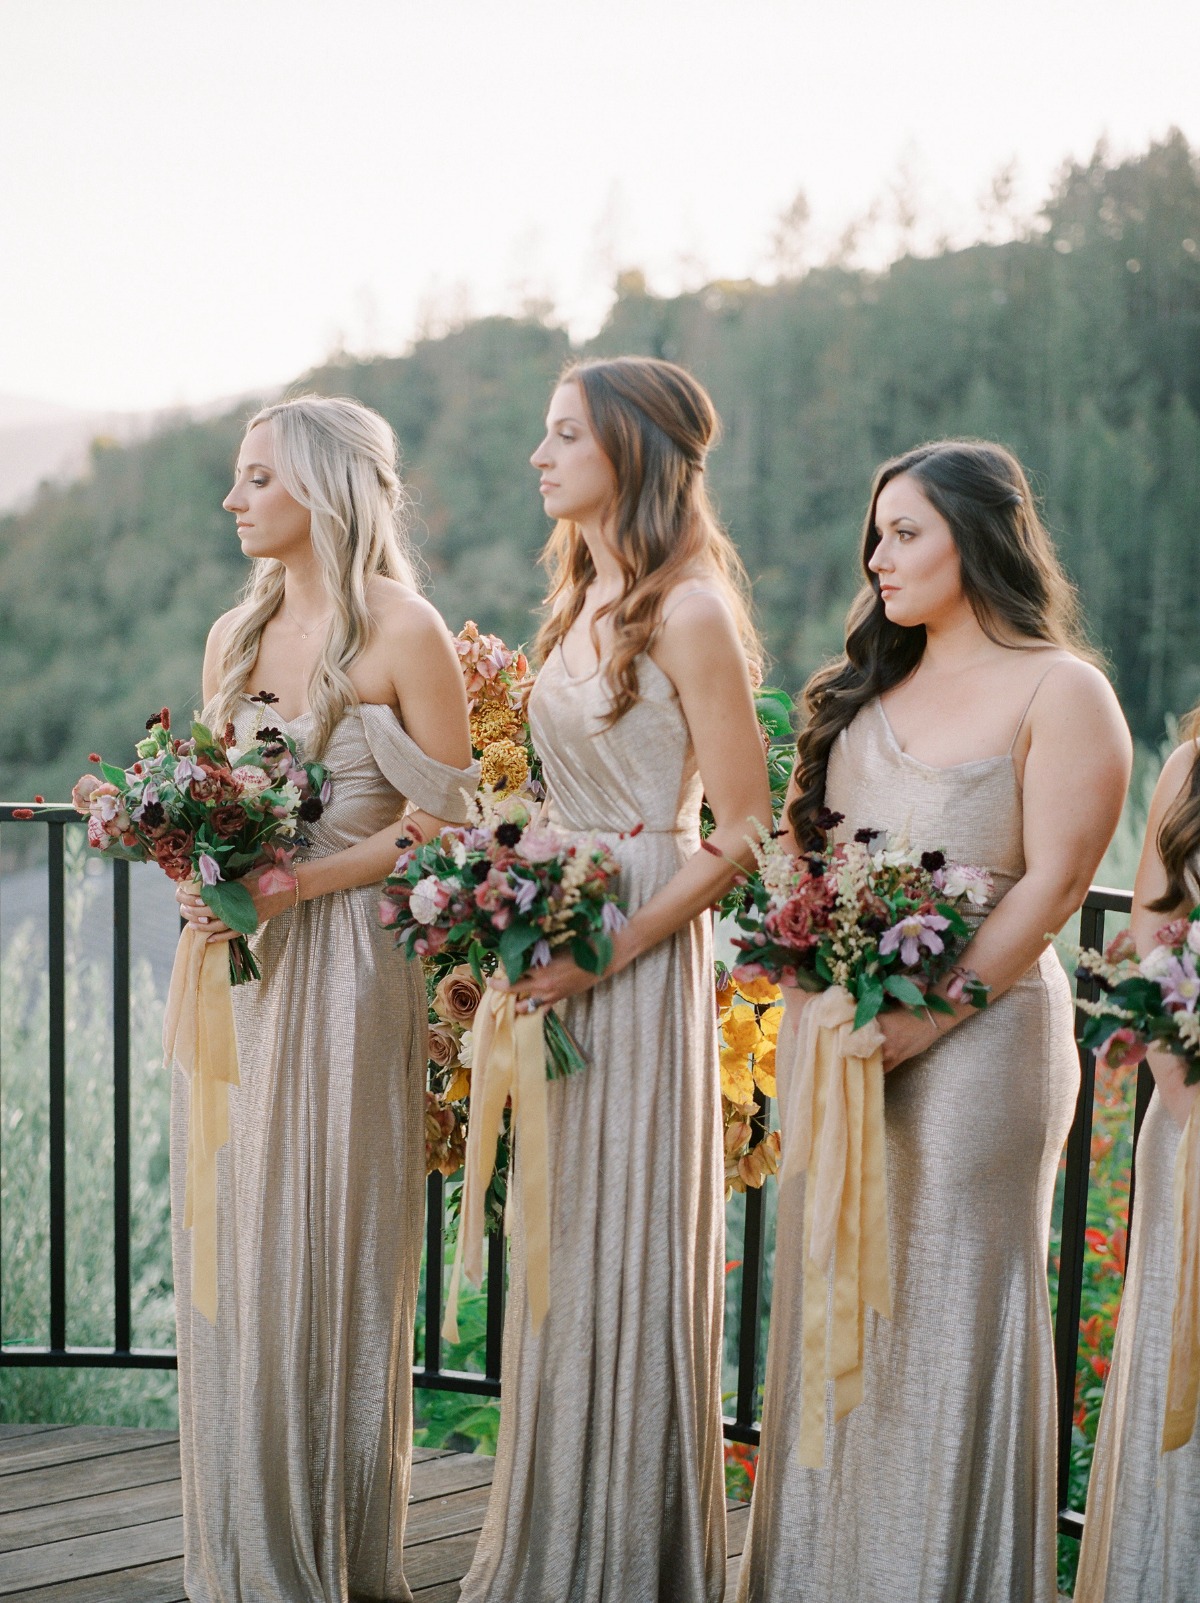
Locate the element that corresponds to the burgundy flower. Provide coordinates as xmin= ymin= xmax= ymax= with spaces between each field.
xmin=153 ymin=828 xmax=195 ymax=881
xmin=920 ymin=850 xmax=946 ymax=873
xmin=298 ymin=796 xmax=324 ymax=823
xmin=210 ymin=804 xmax=246 ymax=838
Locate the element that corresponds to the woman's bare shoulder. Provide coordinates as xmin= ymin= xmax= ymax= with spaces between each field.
xmin=368 ymin=579 xmax=452 ymax=652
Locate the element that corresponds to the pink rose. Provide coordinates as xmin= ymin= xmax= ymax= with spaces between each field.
xmin=72 ymin=773 xmax=103 ymax=815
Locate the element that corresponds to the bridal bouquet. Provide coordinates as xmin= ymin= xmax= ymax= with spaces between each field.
xmin=72 ymin=703 xmax=330 ymax=984
xmin=380 ymin=799 xmax=627 ymax=1078
xmin=730 ymin=811 xmax=992 ymax=1028
xmin=1077 ymin=915 xmax=1200 ymax=1082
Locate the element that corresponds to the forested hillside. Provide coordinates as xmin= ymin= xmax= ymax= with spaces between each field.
xmin=4 ymin=132 xmax=1200 ymax=803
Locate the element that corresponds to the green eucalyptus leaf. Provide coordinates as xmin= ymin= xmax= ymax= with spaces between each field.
xmin=882 ymin=973 xmax=927 ymax=1009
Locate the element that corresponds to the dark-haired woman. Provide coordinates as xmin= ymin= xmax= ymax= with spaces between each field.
xmin=458 ymin=358 xmax=771 ymax=1603
xmin=1075 ymin=726 xmax=1200 ymax=1602
xmin=738 ymin=442 xmax=1130 ymax=1603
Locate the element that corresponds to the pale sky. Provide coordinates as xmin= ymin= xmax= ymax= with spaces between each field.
xmin=2 ymin=0 xmax=1197 ymax=413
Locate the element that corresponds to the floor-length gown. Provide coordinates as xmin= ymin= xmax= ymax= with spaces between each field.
xmin=172 ymin=698 xmax=476 ymax=1603
xmin=1075 ymin=1087 xmax=1200 ymax=1600
xmin=458 ymin=648 xmax=727 ymax=1603
xmin=738 ymin=696 xmax=1079 ymax=1603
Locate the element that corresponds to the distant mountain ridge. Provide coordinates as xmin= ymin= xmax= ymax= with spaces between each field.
xmin=3 ymin=133 xmax=1200 ymax=806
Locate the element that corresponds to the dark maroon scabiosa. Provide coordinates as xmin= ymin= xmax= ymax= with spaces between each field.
xmin=298 ymin=796 xmax=324 ymax=823
xmin=495 ymin=821 xmax=524 ymax=847
xmin=920 ymin=850 xmax=946 ymax=874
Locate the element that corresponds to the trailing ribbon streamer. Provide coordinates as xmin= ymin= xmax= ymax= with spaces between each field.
xmin=163 ymin=925 xmax=240 ymax=1323
xmin=1163 ymin=1100 xmax=1200 ymax=1450
xmin=777 ymin=985 xmax=892 ymax=1467
xmin=442 ymin=989 xmax=550 ymax=1343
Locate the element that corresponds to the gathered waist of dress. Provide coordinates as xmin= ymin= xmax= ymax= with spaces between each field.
xmin=542 ymin=811 xmax=699 ymax=841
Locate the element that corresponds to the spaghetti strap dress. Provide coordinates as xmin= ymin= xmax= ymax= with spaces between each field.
xmin=457 ymin=648 xmax=727 ymax=1603
xmin=738 ymin=694 xmax=1079 ymax=1603
xmin=172 ymin=699 xmax=477 ymax=1603
xmin=1075 ymin=1076 xmax=1200 ymax=1600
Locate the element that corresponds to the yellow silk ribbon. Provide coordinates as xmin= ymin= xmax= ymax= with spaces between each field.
xmin=1164 ymin=1100 xmax=1200 ymax=1450
xmin=777 ymin=985 xmax=892 ymax=1467
xmin=442 ymin=989 xmax=550 ymax=1344
xmin=162 ymin=925 xmax=240 ymax=1324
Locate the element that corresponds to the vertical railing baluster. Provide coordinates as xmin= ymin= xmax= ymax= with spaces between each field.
xmin=112 ymin=859 xmax=132 ymax=1352
xmin=1055 ymin=897 xmax=1105 ymax=1517
xmin=47 ymin=821 xmax=67 ymax=1352
xmin=735 ymin=1089 xmax=769 ymax=1431
xmin=485 ymin=1225 xmax=505 ymax=1382
xmin=424 ymin=1171 xmax=444 ymax=1373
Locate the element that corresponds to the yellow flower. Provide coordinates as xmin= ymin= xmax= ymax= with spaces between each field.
xmin=720 ymin=1045 xmax=756 ymax=1107
xmin=735 ymin=974 xmax=782 ymax=1005
xmin=480 ymin=738 xmax=530 ymax=794
xmin=445 ymin=1064 xmax=471 ymax=1103
xmin=470 ymin=701 xmax=524 ymax=751
xmin=721 ymin=1004 xmax=762 ymax=1055
xmin=758 ymin=1004 xmax=784 ymax=1041
xmin=752 ymin=1044 xmax=776 ymax=1100
xmin=715 ymin=973 xmax=737 ymax=1013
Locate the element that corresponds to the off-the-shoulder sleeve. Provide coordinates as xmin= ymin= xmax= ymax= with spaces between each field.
xmin=360 ymin=704 xmax=480 ymax=824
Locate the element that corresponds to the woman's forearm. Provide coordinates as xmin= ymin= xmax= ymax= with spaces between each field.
xmin=927 ymin=869 xmax=1092 ymax=1029
xmin=1146 ymin=1045 xmax=1200 ymax=1130
xmin=295 ymin=817 xmax=414 ymax=902
xmin=613 ymin=813 xmax=766 ymax=970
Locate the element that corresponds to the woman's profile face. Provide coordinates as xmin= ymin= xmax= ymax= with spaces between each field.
xmin=867 ymin=472 xmax=964 ymax=629
xmin=530 ymin=381 xmax=617 ymax=526
xmin=223 ymin=421 xmax=311 ymax=562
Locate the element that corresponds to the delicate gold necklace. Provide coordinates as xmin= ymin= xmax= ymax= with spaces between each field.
xmin=283 ymin=598 xmax=331 ymax=639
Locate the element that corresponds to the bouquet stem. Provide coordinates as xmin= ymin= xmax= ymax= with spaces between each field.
xmin=543 ymin=1010 xmax=588 ymax=1078
xmin=228 ymin=936 xmax=261 ymax=986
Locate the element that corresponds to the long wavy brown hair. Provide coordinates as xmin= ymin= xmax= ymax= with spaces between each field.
xmin=534 ymin=356 xmax=762 ymax=721
xmin=1149 ymin=705 xmax=1200 ymax=912
xmin=789 ymin=439 xmax=1097 ymax=847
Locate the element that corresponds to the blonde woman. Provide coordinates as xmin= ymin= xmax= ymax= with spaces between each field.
xmin=1076 ymin=716 xmax=1200 ymax=1600
xmin=173 ymin=395 xmax=477 ymax=1603
xmin=458 ymin=358 xmax=772 ymax=1603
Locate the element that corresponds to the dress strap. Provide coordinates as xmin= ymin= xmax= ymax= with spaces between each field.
xmin=658 ymin=583 xmax=723 ymax=626
xmin=1006 ymin=659 xmax=1065 ymax=755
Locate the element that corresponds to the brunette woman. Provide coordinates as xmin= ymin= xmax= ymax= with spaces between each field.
xmin=1075 ymin=721 xmax=1200 ymax=1601
xmin=738 ymin=441 xmax=1131 ymax=1602
xmin=173 ymin=395 xmax=477 ymax=1602
xmin=458 ymin=358 xmax=771 ymax=1603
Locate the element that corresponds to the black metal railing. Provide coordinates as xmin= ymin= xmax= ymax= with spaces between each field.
xmin=0 ymin=807 xmax=1152 ymax=1540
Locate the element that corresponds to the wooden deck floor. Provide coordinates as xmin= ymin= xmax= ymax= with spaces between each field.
xmin=0 ymin=1425 xmax=751 ymax=1601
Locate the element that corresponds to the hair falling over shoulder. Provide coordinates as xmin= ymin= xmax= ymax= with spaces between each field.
xmin=788 ymin=438 xmax=1099 ymax=848
xmin=534 ymin=356 xmax=763 ymax=722
xmin=1150 ymin=705 xmax=1200 ymax=913
xmin=209 ymin=394 xmax=420 ymax=758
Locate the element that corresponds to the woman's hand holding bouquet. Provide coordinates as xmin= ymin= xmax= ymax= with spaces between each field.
xmin=380 ymin=796 xmax=627 ymax=1077
xmin=730 ymin=809 xmax=991 ymax=1034
xmin=73 ymin=701 xmax=330 ymax=984
xmin=1076 ymin=915 xmax=1200 ymax=1080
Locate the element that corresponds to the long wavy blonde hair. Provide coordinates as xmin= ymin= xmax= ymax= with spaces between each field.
xmin=535 ymin=356 xmax=762 ymax=722
xmin=210 ymin=394 xmax=419 ymax=757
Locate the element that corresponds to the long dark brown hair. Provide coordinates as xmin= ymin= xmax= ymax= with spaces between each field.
xmin=789 ymin=439 xmax=1096 ymax=846
xmin=534 ymin=356 xmax=762 ymax=722
xmin=1149 ymin=705 xmax=1200 ymax=912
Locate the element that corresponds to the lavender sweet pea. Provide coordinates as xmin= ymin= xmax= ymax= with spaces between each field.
xmin=879 ymin=910 xmax=950 ymax=968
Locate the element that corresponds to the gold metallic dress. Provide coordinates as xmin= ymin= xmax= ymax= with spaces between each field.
xmin=171 ymin=700 xmax=476 ymax=1603
xmin=1075 ymin=1088 xmax=1200 ymax=1600
xmin=738 ymin=697 xmax=1079 ymax=1603
xmin=458 ymin=649 xmax=727 ymax=1603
